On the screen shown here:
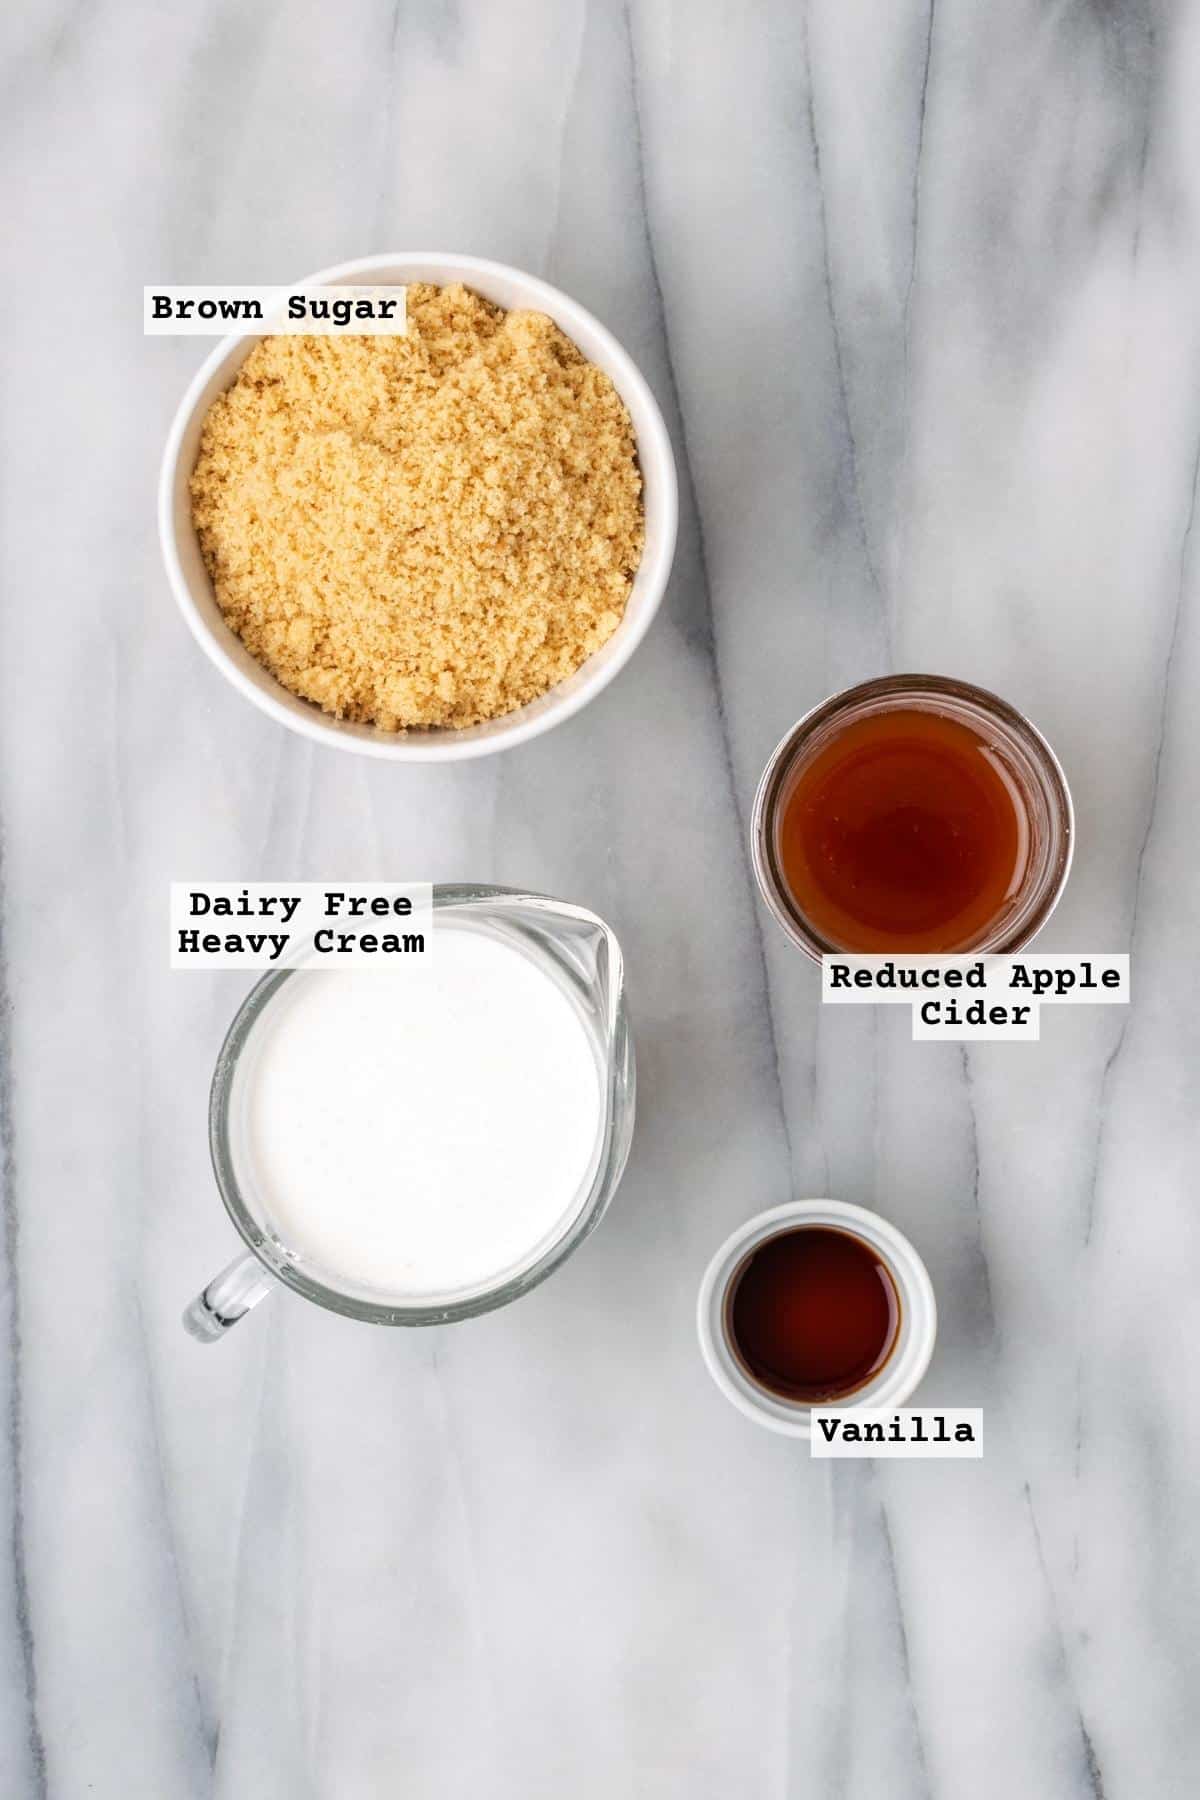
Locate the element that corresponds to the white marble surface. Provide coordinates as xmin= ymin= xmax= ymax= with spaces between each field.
xmin=1 ymin=0 xmax=1198 ymax=1793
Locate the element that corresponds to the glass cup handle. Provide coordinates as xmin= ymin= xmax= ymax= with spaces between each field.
xmin=183 ymin=1250 xmax=277 ymax=1342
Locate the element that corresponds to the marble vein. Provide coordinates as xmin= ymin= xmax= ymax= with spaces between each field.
xmin=0 ymin=837 xmax=45 ymax=1799
xmin=801 ymin=1 xmax=886 ymax=616
xmin=622 ymin=0 xmax=798 ymax=1195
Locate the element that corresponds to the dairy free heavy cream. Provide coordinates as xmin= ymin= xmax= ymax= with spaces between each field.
xmin=229 ymin=926 xmax=603 ymax=1300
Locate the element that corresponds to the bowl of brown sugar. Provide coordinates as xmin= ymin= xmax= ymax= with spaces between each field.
xmin=159 ymin=254 xmax=677 ymax=760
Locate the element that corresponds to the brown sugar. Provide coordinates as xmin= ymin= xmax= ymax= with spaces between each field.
xmin=189 ymin=284 xmax=645 ymax=731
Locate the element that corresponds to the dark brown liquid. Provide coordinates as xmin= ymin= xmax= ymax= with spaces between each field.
xmin=727 ymin=1227 xmax=900 ymax=1402
xmin=776 ymin=707 xmax=1027 ymax=952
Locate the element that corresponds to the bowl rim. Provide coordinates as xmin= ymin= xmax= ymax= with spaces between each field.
xmin=158 ymin=251 xmax=678 ymax=762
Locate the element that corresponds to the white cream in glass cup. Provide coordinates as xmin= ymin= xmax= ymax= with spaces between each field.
xmin=184 ymin=887 xmax=634 ymax=1341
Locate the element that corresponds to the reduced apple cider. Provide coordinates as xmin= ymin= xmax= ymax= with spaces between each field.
xmin=776 ymin=706 xmax=1028 ymax=953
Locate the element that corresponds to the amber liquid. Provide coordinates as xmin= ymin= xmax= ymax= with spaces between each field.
xmin=727 ymin=1227 xmax=900 ymax=1403
xmin=776 ymin=706 xmax=1027 ymax=953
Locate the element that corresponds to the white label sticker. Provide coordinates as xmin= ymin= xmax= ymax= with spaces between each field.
xmin=170 ymin=883 xmax=431 ymax=968
xmin=809 ymin=1408 xmax=983 ymax=1458
xmin=822 ymin=954 xmax=1129 ymax=1041
xmin=911 ymin=1000 xmax=1041 ymax=1042
xmin=144 ymin=285 xmax=408 ymax=336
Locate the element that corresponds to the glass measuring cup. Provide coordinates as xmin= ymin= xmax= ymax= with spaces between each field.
xmin=183 ymin=885 xmax=635 ymax=1341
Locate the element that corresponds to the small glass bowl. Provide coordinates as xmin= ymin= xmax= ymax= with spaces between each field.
xmin=751 ymin=674 xmax=1074 ymax=961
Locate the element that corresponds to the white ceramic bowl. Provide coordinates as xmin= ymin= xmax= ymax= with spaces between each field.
xmin=158 ymin=253 xmax=678 ymax=761
xmin=697 ymin=1200 xmax=938 ymax=1438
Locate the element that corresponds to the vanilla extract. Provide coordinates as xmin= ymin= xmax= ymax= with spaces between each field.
xmin=727 ymin=1227 xmax=900 ymax=1403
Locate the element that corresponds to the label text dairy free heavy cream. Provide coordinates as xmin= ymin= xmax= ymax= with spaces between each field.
xmin=170 ymin=883 xmax=432 ymax=967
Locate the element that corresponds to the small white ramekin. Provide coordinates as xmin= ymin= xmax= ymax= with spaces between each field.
xmin=697 ymin=1200 xmax=938 ymax=1438
xmin=158 ymin=253 xmax=678 ymax=762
